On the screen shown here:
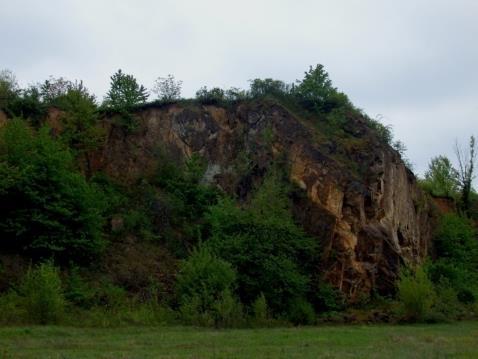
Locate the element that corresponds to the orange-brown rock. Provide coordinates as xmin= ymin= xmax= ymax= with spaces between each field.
xmin=92 ymin=101 xmax=433 ymax=300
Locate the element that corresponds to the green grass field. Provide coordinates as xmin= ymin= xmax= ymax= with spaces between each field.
xmin=1 ymin=322 xmax=477 ymax=358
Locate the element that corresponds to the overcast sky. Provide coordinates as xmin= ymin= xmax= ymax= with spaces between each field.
xmin=2 ymin=0 xmax=477 ymax=177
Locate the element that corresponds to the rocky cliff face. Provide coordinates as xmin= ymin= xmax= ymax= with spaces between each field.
xmin=91 ymin=101 xmax=434 ymax=300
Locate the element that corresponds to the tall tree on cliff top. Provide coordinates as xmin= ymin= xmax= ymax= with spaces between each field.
xmin=103 ymin=69 xmax=149 ymax=110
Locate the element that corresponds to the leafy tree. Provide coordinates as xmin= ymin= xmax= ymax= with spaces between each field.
xmin=293 ymin=64 xmax=347 ymax=113
xmin=153 ymin=152 xmax=220 ymax=254
xmin=422 ymin=156 xmax=459 ymax=198
xmin=6 ymin=86 xmax=45 ymax=126
xmin=53 ymin=85 xmax=104 ymax=164
xmin=18 ymin=261 xmax=65 ymax=324
xmin=152 ymin=74 xmax=182 ymax=102
xmin=195 ymin=86 xmax=225 ymax=105
xmin=225 ymin=87 xmax=248 ymax=102
xmin=103 ymin=69 xmax=149 ymax=110
xmin=248 ymin=78 xmax=290 ymax=98
xmin=0 ymin=120 xmax=105 ymax=262
xmin=176 ymin=246 xmax=237 ymax=324
xmin=455 ymin=136 xmax=476 ymax=214
xmin=39 ymin=76 xmax=74 ymax=105
xmin=0 ymin=69 xmax=20 ymax=110
xmin=205 ymin=172 xmax=317 ymax=314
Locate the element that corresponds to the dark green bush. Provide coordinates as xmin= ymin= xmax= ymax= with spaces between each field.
xmin=428 ymin=214 xmax=478 ymax=304
xmin=249 ymin=78 xmax=290 ymax=98
xmin=64 ymin=265 xmax=96 ymax=309
xmin=313 ymin=282 xmax=345 ymax=312
xmin=0 ymin=120 xmax=106 ymax=262
xmin=287 ymin=298 xmax=316 ymax=325
xmin=252 ymin=293 xmax=270 ymax=326
xmin=195 ymin=86 xmax=226 ymax=105
xmin=206 ymin=172 xmax=317 ymax=314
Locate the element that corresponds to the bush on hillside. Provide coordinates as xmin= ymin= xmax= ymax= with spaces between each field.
xmin=0 ymin=120 xmax=105 ymax=262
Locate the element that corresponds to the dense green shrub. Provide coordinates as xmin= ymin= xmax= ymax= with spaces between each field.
xmin=64 ymin=265 xmax=96 ymax=309
xmin=195 ymin=86 xmax=226 ymax=105
xmin=54 ymin=84 xmax=104 ymax=159
xmin=287 ymin=297 xmax=316 ymax=325
xmin=176 ymin=246 xmax=237 ymax=325
xmin=18 ymin=261 xmax=65 ymax=324
xmin=213 ymin=289 xmax=244 ymax=328
xmin=249 ymin=78 xmax=290 ymax=98
xmin=428 ymin=214 xmax=478 ymax=303
xmin=5 ymin=86 xmax=46 ymax=126
xmin=313 ymin=282 xmax=345 ymax=312
xmin=206 ymin=173 xmax=317 ymax=314
xmin=397 ymin=266 xmax=435 ymax=322
xmin=252 ymin=293 xmax=270 ymax=326
xmin=0 ymin=120 xmax=105 ymax=262
xmin=155 ymin=153 xmax=220 ymax=253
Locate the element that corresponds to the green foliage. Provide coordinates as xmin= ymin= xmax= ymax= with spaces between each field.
xmin=5 ymin=86 xmax=46 ymax=126
xmin=195 ymin=86 xmax=226 ymax=105
xmin=249 ymin=78 xmax=290 ymax=98
xmin=0 ymin=69 xmax=20 ymax=110
xmin=55 ymin=84 xmax=104 ymax=158
xmin=434 ymin=214 xmax=477 ymax=266
xmin=313 ymin=282 xmax=345 ymax=312
xmin=64 ymin=265 xmax=96 ymax=309
xmin=155 ymin=153 xmax=220 ymax=253
xmin=152 ymin=74 xmax=182 ymax=102
xmin=176 ymin=247 xmax=240 ymax=327
xmin=293 ymin=64 xmax=347 ymax=114
xmin=176 ymin=246 xmax=236 ymax=313
xmin=364 ymin=116 xmax=393 ymax=145
xmin=252 ymin=293 xmax=269 ymax=325
xmin=428 ymin=214 xmax=478 ymax=303
xmin=422 ymin=156 xmax=459 ymax=198
xmin=213 ymin=289 xmax=244 ymax=328
xmin=103 ymin=69 xmax=149 ymax=110
xmin=397 ymin=266 xmax=435 ymax=322
xmin=455 ymin=136 xmax=476 ymax=214
xmin=0 ymin=120 xmax=105 ymax=262
xmin=287 ymin=298 xmax=316 ymax=325
xmin=39 ymin=77 xmax=74 ymax=105
xmin=225 ymin=87 xmax=248 ymax=102
xmin=18 ymin=261 xmax=65 ymax=324
xmin=206 ymin=172 xmax=317 ymax=314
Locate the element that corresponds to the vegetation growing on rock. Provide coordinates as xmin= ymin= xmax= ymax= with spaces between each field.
xmin=0 ymin=65 xmax=476 ymax=326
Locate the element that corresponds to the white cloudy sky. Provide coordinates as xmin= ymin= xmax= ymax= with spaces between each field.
xmin=2 ymin=0 xmax=477 ymax=177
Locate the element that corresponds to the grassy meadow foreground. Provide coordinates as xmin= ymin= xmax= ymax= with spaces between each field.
xmin=1 ymin=322 xmax=478 ymax=358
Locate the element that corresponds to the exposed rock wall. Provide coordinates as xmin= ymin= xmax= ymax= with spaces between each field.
xmin=93 ymin=101 xmax=434 ymax=300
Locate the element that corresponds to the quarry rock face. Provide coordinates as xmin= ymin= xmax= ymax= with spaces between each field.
xmin=93 ymin=101 xmax=434 ymax=300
